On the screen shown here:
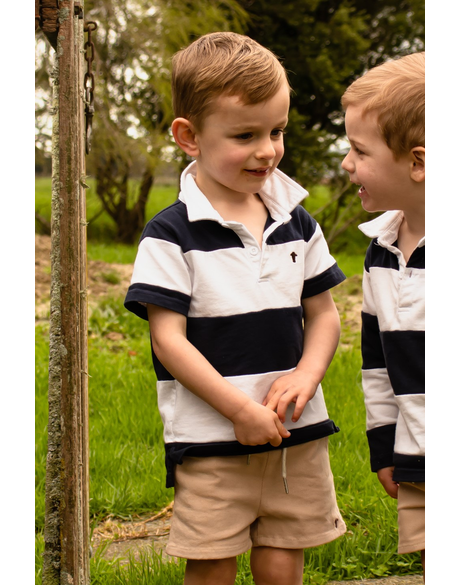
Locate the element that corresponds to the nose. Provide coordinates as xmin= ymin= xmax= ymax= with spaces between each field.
xmin=341 ymin=150 xmax=353 ymax=173
xmin=255 ymin=136 xmax=277 ymax=161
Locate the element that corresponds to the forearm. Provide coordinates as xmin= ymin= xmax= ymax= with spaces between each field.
xmin=148 ymin=305 xmax=250 ymax=421
xmin=296 ymin=300 xmax=341 ymax=385
xmin=264 ymin=291 xmax=341 ymax=422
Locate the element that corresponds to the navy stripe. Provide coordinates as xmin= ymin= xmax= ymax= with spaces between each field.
xmin=185 ymin=307 xmax=303 ymax=378
xmin=362 ymin=312 xmax=386 ymax=369
xmin=143 ymin=203 xmax=322 ymax=252
xmin=302 ymin=263 xmax=346 ymax=298
xmin=142 ymin=201 xmax=245 ymax=252
xmin=366 ymin=424 xmax=396 ymax=472
xmin=266 ymin=205 xmax=317 ymax=245
xmin=382 ymin=330 xmax=425 ymax=395
xmin=364 ymin=240 xmax=399 ymax=271
xmin=164 ymin=419 xmax=340 ymax=487
xmin=393 ymin=453 xmax=425 ymax=482
xmin=406 ymin=245 xmax=425 ymax=269
xmin=125 ymin=283 xmax=191 ymax=320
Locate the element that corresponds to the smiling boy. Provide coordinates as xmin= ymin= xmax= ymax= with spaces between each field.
xmin=341 ymin=52 xmax=425 ymax=573
xmin=125 ymin=32 xmax=346 ymax=584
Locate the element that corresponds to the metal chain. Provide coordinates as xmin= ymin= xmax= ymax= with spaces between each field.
xmin=84 ymin=21 xmax=97 ymax=155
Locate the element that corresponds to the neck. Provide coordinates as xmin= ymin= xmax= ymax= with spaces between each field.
xmin=402 ymin=202 xmax=425 ymax=238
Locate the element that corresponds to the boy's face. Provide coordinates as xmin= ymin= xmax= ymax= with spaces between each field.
xmin=192 ymin=83 xmax=290 ymax=201
xmin=341 ymin=105 xmax=415 ymax=213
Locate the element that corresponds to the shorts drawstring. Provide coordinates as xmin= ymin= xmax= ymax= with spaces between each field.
xmin=282 ymin=448 xmax=289 ymax=494
xmin=246 ymin=450 xmax=289 ymax=494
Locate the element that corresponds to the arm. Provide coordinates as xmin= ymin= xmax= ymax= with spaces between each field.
xmin=361 ymin=263 xmax=399 ymax=476
xmin=263 ymin=290 xmax=341 ymax=423
xmin=147 ymin=304 xmax=290 ymax=446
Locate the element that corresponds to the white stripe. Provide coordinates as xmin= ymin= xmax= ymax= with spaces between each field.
xmin=366 ymin=266 xmax=425 ymax=331
xmin=395 ymin=394 xmax=425 ymax=456
xmin=158 ymin=372 xmax=329 ymax=443
xmin=186 ymin=243 xmax=305 ymax=317
xmin=131 ymin=237 xmax=191 ymax=296
xmin=302 ymin=224 xmax=338 ymax=281
xmin=362 ymin=368 xmax=399 ymax=431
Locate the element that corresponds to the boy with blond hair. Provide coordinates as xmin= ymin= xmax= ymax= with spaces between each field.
xmin=125 ymin=32 xmax=346 ymax=584
xmin=341 ymin=52 xmax=425 ymax=572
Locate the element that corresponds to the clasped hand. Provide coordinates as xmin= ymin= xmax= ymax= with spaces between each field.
xmin=231 ymin=371 xmax=317 ymax=447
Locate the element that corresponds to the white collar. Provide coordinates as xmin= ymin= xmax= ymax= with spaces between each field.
xmin=359 ymin=210 xmax=425 ymax=248
xmin=178 ymin=161 xmax=308 ymax=224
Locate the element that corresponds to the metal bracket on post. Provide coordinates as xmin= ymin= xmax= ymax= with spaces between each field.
xmin=84 ymin=21 xmax=97 ymax=154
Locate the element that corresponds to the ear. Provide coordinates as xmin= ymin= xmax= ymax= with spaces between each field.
xmin=409 ymin=146 xmax=425 ymax=183
xmin=171 ymin=117 xmax=200 ymax=157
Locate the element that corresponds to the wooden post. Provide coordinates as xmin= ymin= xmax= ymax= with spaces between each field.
xmin=42 ymin=1 xmax=90 ymax=583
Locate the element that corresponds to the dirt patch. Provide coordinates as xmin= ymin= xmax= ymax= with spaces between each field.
xmin=35 ymin=234 xmax=134 ymax=322
xmin=91 ymin=503 xmax=174 ymax=564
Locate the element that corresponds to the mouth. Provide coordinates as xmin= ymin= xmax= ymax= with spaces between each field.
xmin=244 ymin=167 xmax=271 ymax=178
xmin=358 ymin=185 xmax=367 ymax=197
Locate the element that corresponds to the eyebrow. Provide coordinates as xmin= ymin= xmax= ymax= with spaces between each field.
xmin=348 ymin=137 xmax=366 ymax=149
xmin=231 ymin=117 xmax=289 ymax=131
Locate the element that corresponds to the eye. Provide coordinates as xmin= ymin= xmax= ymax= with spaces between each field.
xmin=271 ymin=128 xmax=286 ymax=138
xmin=235 ymin=132 xmax=253 ymax=140
xmin=353 ymin=145 xmax=365 ymax=155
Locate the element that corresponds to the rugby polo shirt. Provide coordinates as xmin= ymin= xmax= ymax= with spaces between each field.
xmin=125 ymin=162 xmax=346 ymax=487
xmin=359 ymin=211 xmax=425 ymax=483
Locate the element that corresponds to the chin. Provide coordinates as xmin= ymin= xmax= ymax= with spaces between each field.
xmin=360 ymin=197 xmax=377 ymax=213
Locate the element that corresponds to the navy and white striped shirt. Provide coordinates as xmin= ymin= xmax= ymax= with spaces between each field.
xmin=359 ymin=211 xmax=425 ymax=483
xmin=125 ymin=162 xmax=346 ymax=486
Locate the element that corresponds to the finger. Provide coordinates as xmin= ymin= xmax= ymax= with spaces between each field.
xmin=274 ymin=393 xmax=293 ymax=423
xmin=270 ymin=417 xmax=291 ymax=447
xmin=264 ymin=397 xmax=277 ymax=410
xmin=275 ymin=417 xmax=291 ymax=439
xmin=291 ymin=396 xmax=308 ymax=422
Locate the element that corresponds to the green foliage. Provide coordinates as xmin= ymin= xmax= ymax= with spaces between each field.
xmin=239 ymin=0 xmax=425 ymax=183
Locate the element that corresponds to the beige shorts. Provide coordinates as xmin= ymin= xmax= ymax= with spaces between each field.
xmin=166 ymin=437 xmax=346 ymax=559
xmin=397 ymin=481 xmax=425 ymax=554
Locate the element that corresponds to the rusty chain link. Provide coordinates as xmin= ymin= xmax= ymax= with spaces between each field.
xmin=84 ymin=21 xmax=97 ymax=154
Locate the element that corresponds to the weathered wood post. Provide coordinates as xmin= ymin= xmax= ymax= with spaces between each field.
xmin=38 ymin=1 xmax=90 ymax=583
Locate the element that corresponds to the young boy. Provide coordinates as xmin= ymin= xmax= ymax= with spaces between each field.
xmin=125 ymin=32 xmax=347 ymax=585
xmin=341 ymin=52 xmax=425 ymax=571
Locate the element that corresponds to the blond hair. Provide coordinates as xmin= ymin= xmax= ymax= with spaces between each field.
xmin=172 ymin=32 xmax=290 ymax=130
xmin=341 ymin=52 xmax=425 ymax=158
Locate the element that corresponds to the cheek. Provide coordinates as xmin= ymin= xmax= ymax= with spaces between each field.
xmin=275 ymin=141 xmax=285 ymax=161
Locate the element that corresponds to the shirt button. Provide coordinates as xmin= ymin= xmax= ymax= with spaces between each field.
xmin=250 ymin=246 xmax=258 ymax=256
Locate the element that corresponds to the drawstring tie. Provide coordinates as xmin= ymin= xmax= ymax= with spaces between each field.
xmin=247 ymin=449 xmax=289 ymax=494
xmin=282 ymin=448 xmax=289 ymax=494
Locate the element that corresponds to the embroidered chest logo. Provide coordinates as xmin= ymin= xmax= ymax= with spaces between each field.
xmin=290 ymin=252 xmax=298 ymax=263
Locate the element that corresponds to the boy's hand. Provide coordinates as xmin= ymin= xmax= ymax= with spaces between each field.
xmin=231 ymin=400 xmax=291 ymax=447
xmin=377 ymin=466 xmax=399 ymax=499
xmin=263 ymin=370 xmax=317 ymax=423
